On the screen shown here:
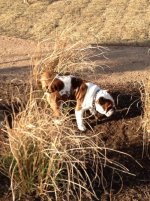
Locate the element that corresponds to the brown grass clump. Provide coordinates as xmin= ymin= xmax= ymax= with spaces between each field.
xmin=142 ymin=77 xmax=150 ymax=156
xmin=0 ymin=37 xmax=143 ymax=201
xmin=32 ymin=35 xmax=109 ymax=85
xmin=0 ymin=93 xmax=140 ymax=201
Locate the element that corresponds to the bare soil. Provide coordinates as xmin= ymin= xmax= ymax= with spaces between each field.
xmin=0 ymin=36 xmax=150 ymax=201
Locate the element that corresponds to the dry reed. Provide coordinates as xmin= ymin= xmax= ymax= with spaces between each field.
xmin=0 ymin=94 xmax=140 ymax=201
xmin=31 ymin=35 xmax=109 ymax=85
xmin=0 ymin=37 xmax=142 ymax=201
xmin=142 ymin=77 xmax=150 ymax=157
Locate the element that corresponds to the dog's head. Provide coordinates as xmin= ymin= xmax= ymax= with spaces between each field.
xmin=95 ymin=90 xmax=115 ymax=117
xmin=40 ymin=70 xmax=52 ymax=90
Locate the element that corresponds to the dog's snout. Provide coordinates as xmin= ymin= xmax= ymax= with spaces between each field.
xmin=106 ymin=107 xmax=116 ymax=117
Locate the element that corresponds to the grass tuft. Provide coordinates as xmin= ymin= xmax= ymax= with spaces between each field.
xmin=142 ymin=77 xmax=150 ymax=157
xmin=31 ymin=34 xmax=109 ymax=86
xmin=0 ymin=94 xmax=140 ymax=201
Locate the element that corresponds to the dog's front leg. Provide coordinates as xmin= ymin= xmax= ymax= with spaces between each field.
xmin=44 ymin=92 xmax=61 ymax=117
xmin=75 ymin=109 xmax=86 ymax=131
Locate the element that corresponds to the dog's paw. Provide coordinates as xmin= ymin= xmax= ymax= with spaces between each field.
xmin=78 ymin=124 xmax=86 ymax=132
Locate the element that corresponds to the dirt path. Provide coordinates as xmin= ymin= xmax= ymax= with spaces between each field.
xmin=0 ymin=36 xmax=149 ymax=84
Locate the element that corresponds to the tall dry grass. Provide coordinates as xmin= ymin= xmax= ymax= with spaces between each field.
xmin=0 ymin=37 xmax=142 ymax=201
xmin=0 ymin=95 xmax=140 ymax=201
xmin=31 ymin=35 xmax=109 ymax=85
xmin=1 ymin=0 xmax=150 ymax=44
xmin=142 ymin=77 xmax=150 ymax=157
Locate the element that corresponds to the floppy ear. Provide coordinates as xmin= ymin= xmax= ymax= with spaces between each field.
xmin=98 ymin=97 xmax=106 ymax=105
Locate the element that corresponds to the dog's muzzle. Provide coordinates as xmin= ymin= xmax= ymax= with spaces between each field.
xmin=106 ymin=107 xmax=116 ymax=117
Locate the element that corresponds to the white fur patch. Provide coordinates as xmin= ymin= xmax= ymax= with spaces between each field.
xmin=106 ymin=109 xmax=114 ymax=117
xmin=81 ymin=82 xmax=100 ymax=109
xmin=56 ymin=75 xmax=73 ymax=96
xmin=75 ymin=110 xmax=86 ymax=131
xmin=96 ymin=90 xmax=114 ymax=103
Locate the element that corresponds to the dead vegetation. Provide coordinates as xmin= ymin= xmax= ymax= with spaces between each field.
xmin=0 ymin=0 xmax=149 ymax=197
xmin=142 ymin=77 xmax=150 ymax=157
xmin=145 ymin=78 xmax=150 ymax=135
xmin=31 ymin=34 xmax=110 ymax=89
xmin=0 ymin=37 xmax=146 ymax=201
xmin=0 ymin=0 xmax=150 ymax=44
xmin=1 ymin=94 xmax=142 ymax=201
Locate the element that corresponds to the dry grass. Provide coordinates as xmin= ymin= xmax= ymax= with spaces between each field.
xmin=0 ymin=94 xmax=141 ymax=201
xmin=31 ymin=34 xmax=109 ymax=85
xmin=0 ymin=37 xmax=143 ymax=201
xmin=0 ymin=0 xmax=150 ymax=44
xmin=142 ymin=77 xmax=150 ymax=157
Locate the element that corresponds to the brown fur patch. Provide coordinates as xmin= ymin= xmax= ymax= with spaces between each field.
xmin=71 ymin=77 xmax=83 ymax=90
xmin=45 ymin=91 xmax=62 ymax=117
xmin=70 ymin=77 xmax=84 ymax=99
xmin=75 ymin=82 xmax=88 ymax=111
xmin=40 ymin=69 xmax=65 ymax=93
xmin=50 ymin=78 xmax=64 ymax=93
xmin=98 ymin=97 xmax=113 ymax=111
xmin=40 ymin=72 xmax=88 ymax=115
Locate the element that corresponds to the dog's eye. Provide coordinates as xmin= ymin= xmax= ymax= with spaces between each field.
xmin=99 ymin=97 xmax=106 ymax=105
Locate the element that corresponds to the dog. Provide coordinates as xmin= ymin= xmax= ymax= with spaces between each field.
xmin=40 ymin=70 xmax=115 ymax=131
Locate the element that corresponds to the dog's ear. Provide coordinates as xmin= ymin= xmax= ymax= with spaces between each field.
xmin=51 ymin=78 xmax=64 ymax=92
xmin=98 ymin=97 xmax=106 ymax=105
xmin=71 ymin=77 xmax=83 ymax=89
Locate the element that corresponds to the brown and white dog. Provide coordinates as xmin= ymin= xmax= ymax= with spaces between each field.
xmin=40 ymin=70 xmax=115 ymax=131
